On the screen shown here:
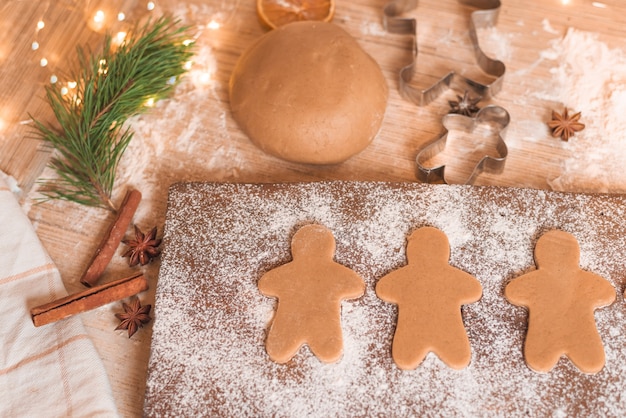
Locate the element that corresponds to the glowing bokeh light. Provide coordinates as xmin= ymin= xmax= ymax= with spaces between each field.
xmin=94 ymin=10 xmax=105 ymax=23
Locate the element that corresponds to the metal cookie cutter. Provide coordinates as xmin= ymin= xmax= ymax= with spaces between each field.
xmin=416 ymin=105 xmax=510 ymax=184
xmin=383 ymin=0 xmax=506 ymax=106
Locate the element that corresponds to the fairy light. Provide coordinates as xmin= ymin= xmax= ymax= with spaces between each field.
xmin=115 ymin=32 xmax=127 ymax=46
xmin=190 ymin=68 xmax=215 ymax=88
xmin=207 ymin=19 xmax=221 ymax=30
xmin=192 ymin=65 xmax=217 ymax=88
xmin=198 ymin=71 xmax=212 ymax=85
xmin=29 ymin=3 xmax=193 ymax=112
xmin=93 ymin=10 xmax=105 ymax=24
xmin=190 ymin=49 xmax=218 ymax=89
xmin=96 ymin=58 xmax=108 ymax=75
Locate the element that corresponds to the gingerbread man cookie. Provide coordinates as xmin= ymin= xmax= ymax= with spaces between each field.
xmin=258 ymin=224 xmax=365 ymax=364
xmin=505 ymin=230 xmax=615 ymax=374
xmin=376 ymin=227 xmax=482 ymax=370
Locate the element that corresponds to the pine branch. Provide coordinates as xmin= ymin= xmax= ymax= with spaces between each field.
xmin=31 ymin=16 xmax=195 ymax=212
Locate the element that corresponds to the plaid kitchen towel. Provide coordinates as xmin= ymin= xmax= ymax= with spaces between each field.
xmin=0 ymin=172 xmax=118 ymax=417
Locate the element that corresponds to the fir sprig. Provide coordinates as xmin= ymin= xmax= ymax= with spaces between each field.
xmin=32 ymin=16 xmax=195 ymax=211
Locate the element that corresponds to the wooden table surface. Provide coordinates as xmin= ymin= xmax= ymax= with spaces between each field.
xmin=2 ymin=0 xmax=626 ymax=416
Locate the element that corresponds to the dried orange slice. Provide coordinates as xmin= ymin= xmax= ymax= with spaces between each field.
xmin=257 ymin=0 xmax=335 ymax=30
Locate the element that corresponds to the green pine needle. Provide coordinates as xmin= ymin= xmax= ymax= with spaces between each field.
xmin=32 ymin=16 xmax=195 ymax=211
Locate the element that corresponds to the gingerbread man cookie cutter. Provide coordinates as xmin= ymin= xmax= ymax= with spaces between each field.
xmin=383 ymin=0 xmax=506 ymax=106
xmin=416 ymin=105 xmax=510 ymax=184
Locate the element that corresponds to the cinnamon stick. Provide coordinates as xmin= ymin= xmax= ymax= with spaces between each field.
xmin=31 ymin=273 xmax=148 ymax=327
xmin=80 ymin=189 xmax=142 ymax=287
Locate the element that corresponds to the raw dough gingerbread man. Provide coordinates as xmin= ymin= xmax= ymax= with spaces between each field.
xmin=258 ymin=224 xmax=365 ymax=364
xmin=505 ymin=230 xmax=615 ymax=374
xmin=376 ymin=226 xmax=482 ymax=370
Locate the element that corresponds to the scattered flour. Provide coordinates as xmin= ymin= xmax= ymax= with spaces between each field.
xmin=475 ymin=26 xmax=514 ymax=63
xmin=360 ymin=20 xmax=387 ymax=37
xmin=534 ymin=28 xmax=626 ymax=193
xmin=541 ymin=18 xmax=560 ymax=35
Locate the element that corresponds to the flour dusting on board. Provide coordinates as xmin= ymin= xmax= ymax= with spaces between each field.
xmin=144 ymin=182 xmax=626 ymax=416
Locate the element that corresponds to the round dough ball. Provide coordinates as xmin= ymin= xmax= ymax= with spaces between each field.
xmin=229 ymin=21 xmax=388 ymax=165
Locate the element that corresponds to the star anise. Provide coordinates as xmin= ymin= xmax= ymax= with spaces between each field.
xmin=547 ymin=108 xmax=585 ymax=141
xmin=115 ymin=297 xmax=152 ymax=338
xmin=122 ymin=225 xmax=162 ymax=266
xmin=448 ymin=91 xmax=482 ymax=117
